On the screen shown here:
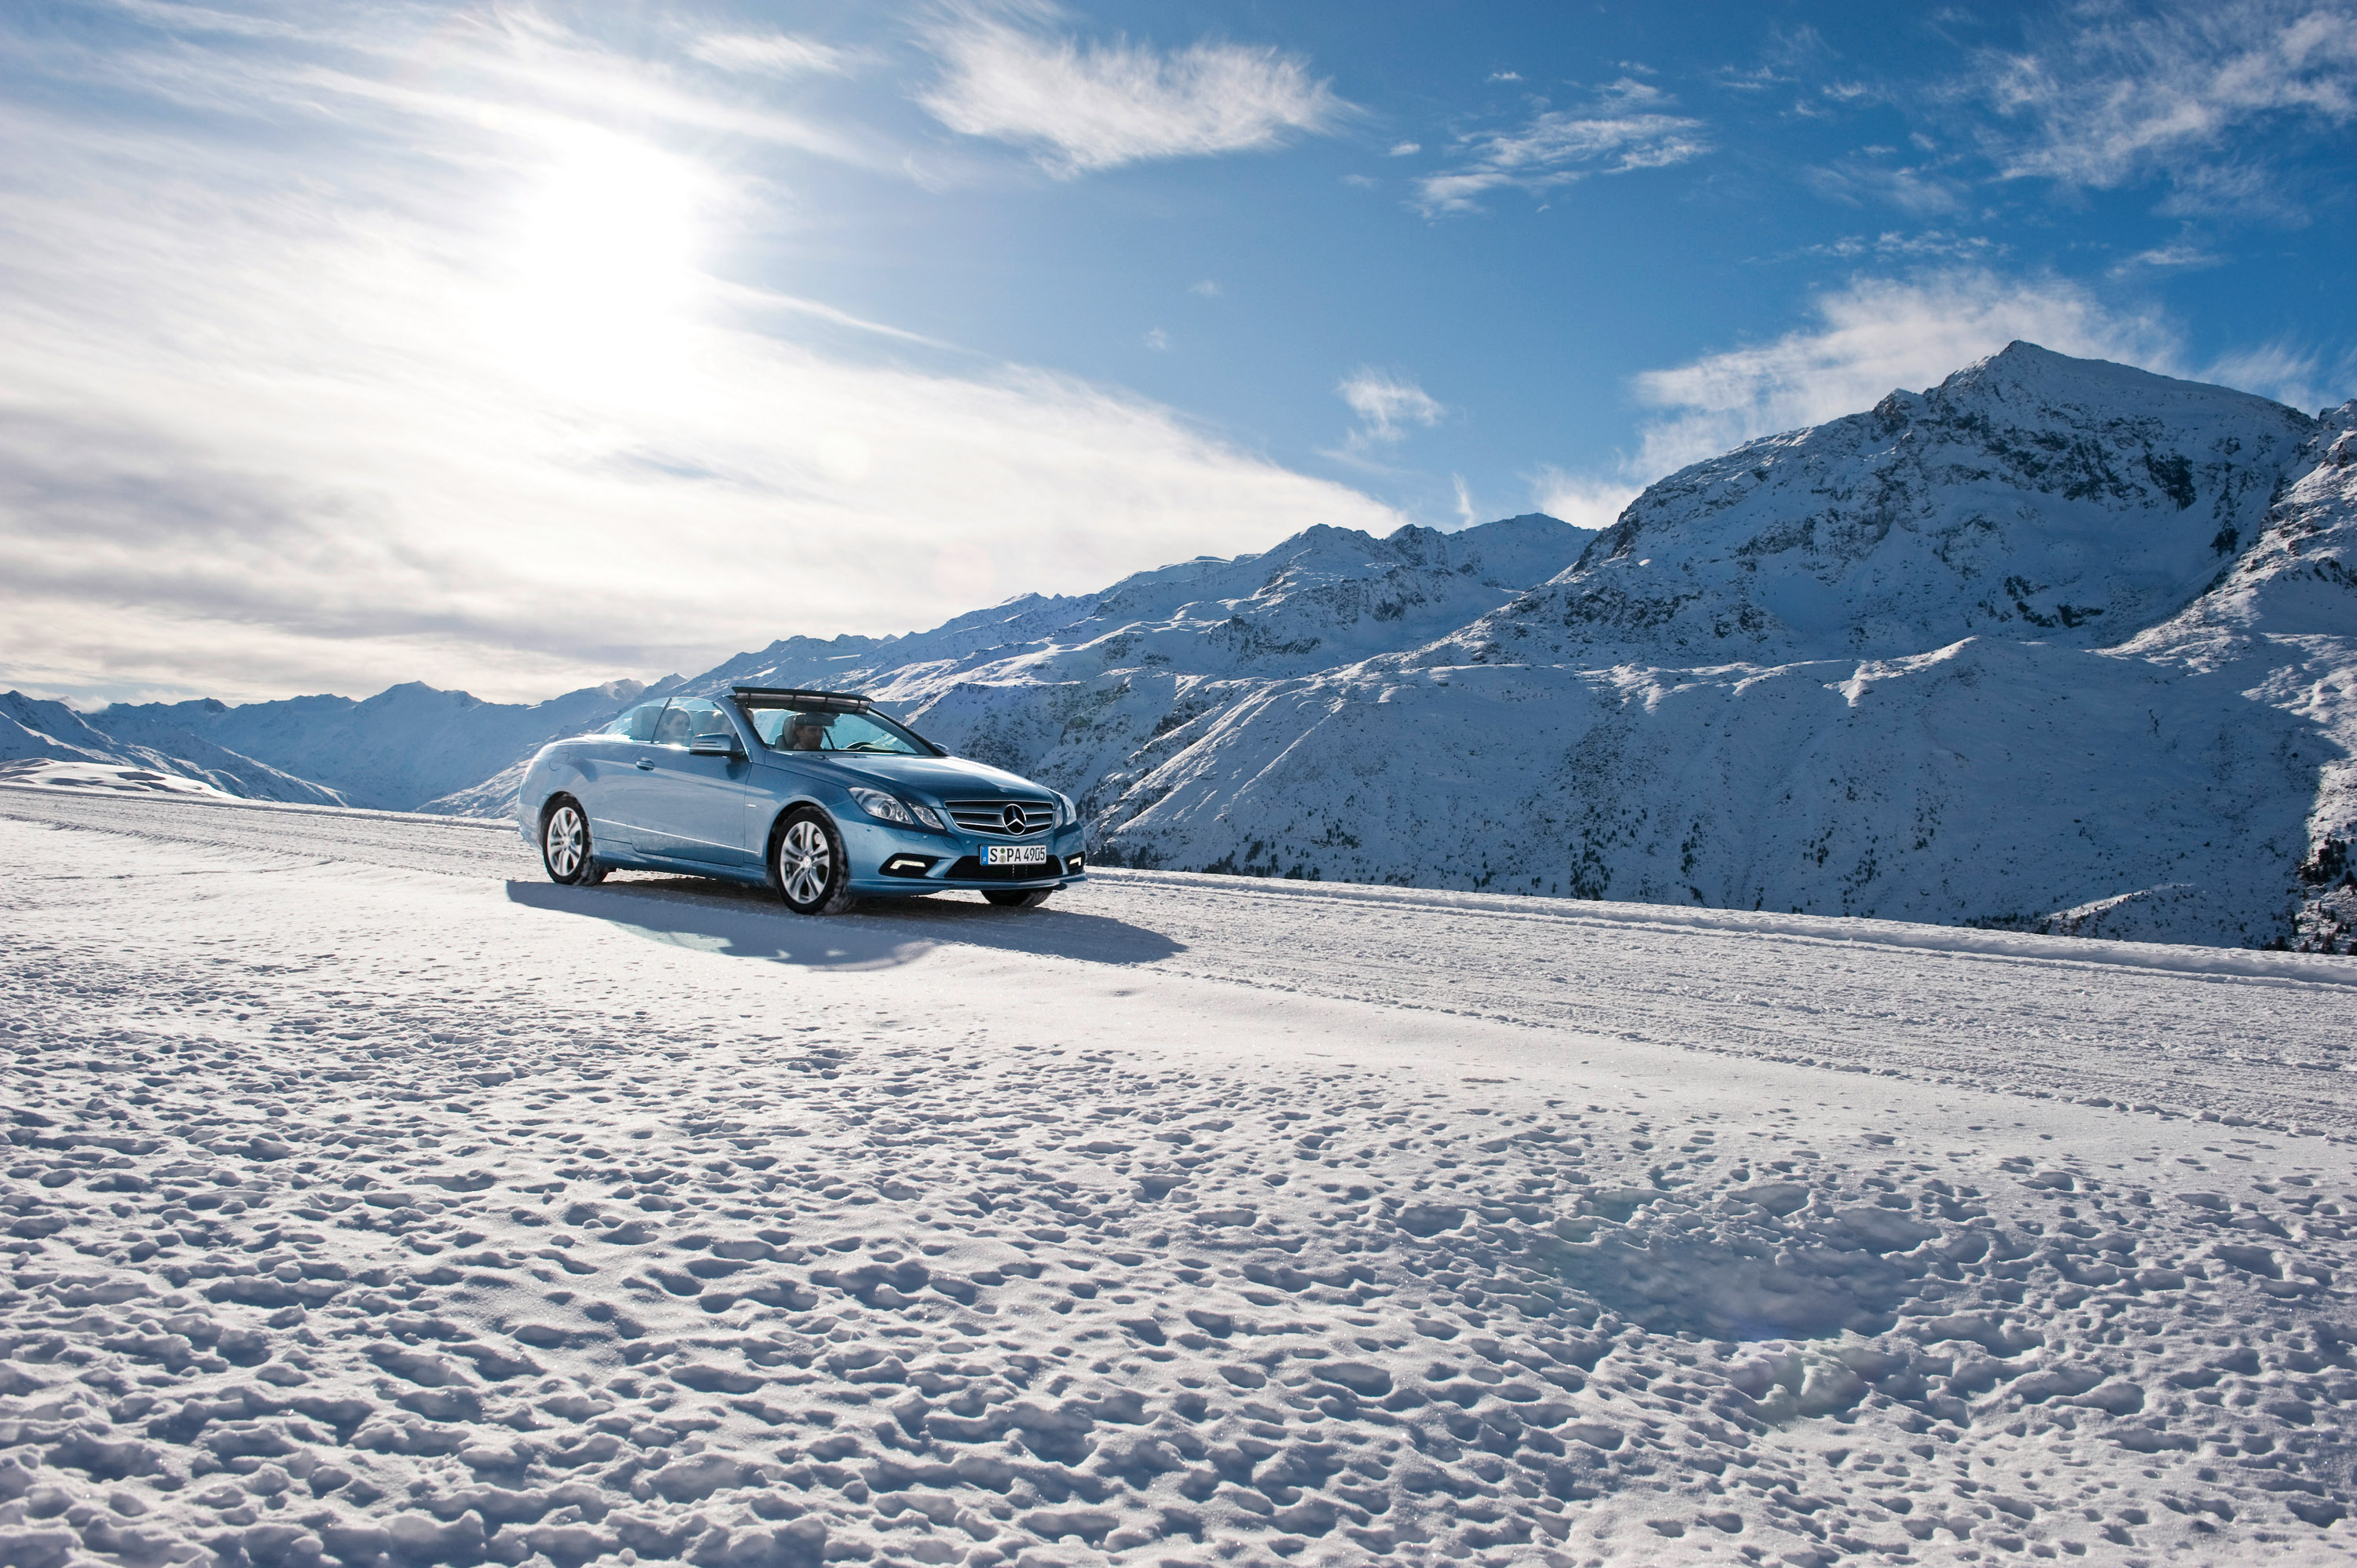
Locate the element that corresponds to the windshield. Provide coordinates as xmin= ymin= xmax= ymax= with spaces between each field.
xmin=598 ymin=701 xmax=665 ymax=742
xmin=743 ymin=705 xmax=934 ymax=756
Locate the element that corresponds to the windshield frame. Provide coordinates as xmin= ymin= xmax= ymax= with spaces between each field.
xmin=728 ymin=696 xmax=943 ymax=758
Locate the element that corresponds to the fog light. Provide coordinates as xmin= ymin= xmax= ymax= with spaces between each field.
xmin=882 ymin=855 xmax=937 ymax=877
xmin=1068 ymin=854 xmax=1085 ymax=872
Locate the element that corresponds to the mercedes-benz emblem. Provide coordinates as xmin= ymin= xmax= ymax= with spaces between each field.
xmin=1003 ymin=804 xmax=1027 ymax=834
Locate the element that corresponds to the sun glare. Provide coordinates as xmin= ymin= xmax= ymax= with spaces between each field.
xmin=490 ymin=124 xmax=710 ymax=400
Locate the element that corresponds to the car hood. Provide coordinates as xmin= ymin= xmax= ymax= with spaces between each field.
xmin=823 ymin=753 xmax=1054 ymax=800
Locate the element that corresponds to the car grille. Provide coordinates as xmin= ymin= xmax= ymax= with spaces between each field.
xmin=944 ymin=799 xmax=1055 ymax=837
xmin=946 ymin=855 xmax=1067 ymax=881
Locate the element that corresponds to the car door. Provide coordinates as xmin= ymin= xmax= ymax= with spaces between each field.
xmin=633 ymin=698 xmax=761 ymax=869
xmin=575 ymin=699 xmax=666 ymax=852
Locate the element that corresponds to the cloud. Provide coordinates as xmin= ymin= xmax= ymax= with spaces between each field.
xmin=687 ymin=31 xmax=852 ymax=77
xmin=0 ymin=7 xmax=1400 ymax=705
xmin=2201 ymin=339 xmax=2355 ymax=413
xmin=2106 ymin=240 xmax=2223 ymax=277
xmin=1387 ymin=141 xmax=1421 ymax=156
xmin=1416 ymin=81 xmax=1709 ymax=214
xmin=1778 ymin=229 xmax=2003 ymax=263
xmin=1559 ymin=269 xmax=2346 ymax=496
xmin=917 ymin=2 xmax=1349 ymax=175
xmin=1970 ymin=0 xmax=2357 ymax=211
xmin=1711 ymin=25 xmax=1833 ymax=93
xmin=1142 ymin=327 xmax=1169 ymax=350
xmin=1189 ymin=279 xmax=1222 ymax=297
xmin=1528 ymin=468 xmax=1640 ymax=535
xmin=1802 ymin=155 xmax=1968 ymax=215
xmin=1338 ymin=369 xmax=1444 ymax=445
xmin=1626 ymin=269 xmax=2179 ymax=474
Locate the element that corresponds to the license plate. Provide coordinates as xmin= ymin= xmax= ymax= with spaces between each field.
xmin=983 ymin=844 xmax=1047 ymax=866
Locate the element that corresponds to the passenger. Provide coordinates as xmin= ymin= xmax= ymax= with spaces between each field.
xmin=787 ymin=712 xmax=829 ymax=751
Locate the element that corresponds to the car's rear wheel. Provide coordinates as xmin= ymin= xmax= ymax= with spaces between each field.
xmin=774 ymin=807 xmax=854 ymax=915
xmin=541 ymin=797 xmax=604 ymax=885
xmin=983 ymin=888 xmax=1054 ymax=910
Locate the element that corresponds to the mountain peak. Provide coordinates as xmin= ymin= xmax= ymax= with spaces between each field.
xmin=1461 ymin=343 xmax=2317 ymax=669
xmin=1930 ymin=339 xmax=2304 ymax=423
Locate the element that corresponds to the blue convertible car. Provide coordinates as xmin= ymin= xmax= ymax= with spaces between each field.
xmin=517 ymin=687 xmax=1085 ymax=914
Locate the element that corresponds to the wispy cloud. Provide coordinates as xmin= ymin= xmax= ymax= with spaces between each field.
xmin=1626 ymin=269 xmax=2179 ymax=474
xmin=0 ymin=5 xmax=1399 ymax=704
xmin=1415 ymin=80 xmax=1708 ymax=214
xmin=1338 ymin=368 xmax=1444 ymax=445
xmin=1451 ymin=474 xmax=1478 ymax=526
xmin=1710 ymin=25 xmax=1834 ymax=93
xmin=1802 ymin=154 xmax=1968 ymax=215
xmin=2201 ymin=339 xmax=2355 ymax=413
xmin=1776 ymin=229 xmax=2003 ymax=264
xmin=2106 ymin=240 xmax=2224 ymax=277
xmin=1528 ymin=468 xmax=1640 ymax=535
xmin=687 ymin=31 xmax=854 ymax=78
xmin=1538 ymin=267 xmax=2344 ymax=510
xmin=1971 ymin=0 xmax=2357 ymax=213
xmin=916 ymin=1 xmax=1349 ymax=176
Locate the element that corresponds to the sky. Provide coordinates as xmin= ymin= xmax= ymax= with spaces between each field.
xmin=2 ymin=0 xmax=2354 ymax=706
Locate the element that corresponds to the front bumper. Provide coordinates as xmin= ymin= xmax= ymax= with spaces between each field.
xmin=839 ymin=815 xmax=1087 ymax=895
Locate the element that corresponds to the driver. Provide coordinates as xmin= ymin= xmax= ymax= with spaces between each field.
xmin=787 ymin=711 xmax=830 ymax=751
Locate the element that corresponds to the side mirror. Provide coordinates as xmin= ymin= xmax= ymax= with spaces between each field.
xmin=688 ymin=735 xmax=744 ymax=758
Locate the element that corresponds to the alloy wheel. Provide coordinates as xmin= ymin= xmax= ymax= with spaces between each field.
xmin=779 ymin=818 xmax=832 ymax=906
xmin=544 ymin=804 xmax=585 ymax=881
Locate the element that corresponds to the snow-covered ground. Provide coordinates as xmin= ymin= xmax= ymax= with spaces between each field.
xmin=5 ymin=786 xmax=2356 ymax=1567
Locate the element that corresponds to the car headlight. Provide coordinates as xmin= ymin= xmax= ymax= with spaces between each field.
xmin=1054 ymin=790 xmax=1077 ymax=827
xmin=849 ymin=787 xmax=941 ymax=831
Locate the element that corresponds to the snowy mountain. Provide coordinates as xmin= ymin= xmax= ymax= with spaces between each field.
xmin=35 ymin=344 xmax=2350 ymax=951
xmin=1457 ymin=345 xmax=2308 ymax=666
xmin=1 ymin=690 xmax=349 ymax=805
xmin=89 ymin=676 xmax=681 ymax=812
xmin=1013 ymin=347 xmax=2352 ymax=951
xmin=680 ymin=511 xmax=1596 ymax=782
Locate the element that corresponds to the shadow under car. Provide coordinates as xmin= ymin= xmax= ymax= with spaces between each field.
xmin=504 ymin=876 xmax=1185 ymax=970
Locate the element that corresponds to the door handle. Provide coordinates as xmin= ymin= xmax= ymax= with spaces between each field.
xmin=636 ymin=759 xmax=656 ymax=770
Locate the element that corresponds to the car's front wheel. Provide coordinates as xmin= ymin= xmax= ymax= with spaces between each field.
xmin=983 ymin=888 xmax=1054 ymax=910
xmin=774 ymin=807 xmax=854 ymax=915
xmin=541 ymin=797 xmax=605 ymax=885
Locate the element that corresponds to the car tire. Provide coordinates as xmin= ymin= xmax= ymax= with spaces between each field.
xmin=983 ymin=888 xmax=1054 ymax=910
xmin=541 ymin=797 xmax=599 ymax=885
xmin=774 ymin=806 xmax=855 ymax=916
